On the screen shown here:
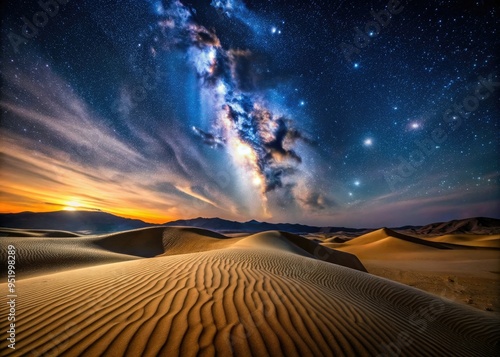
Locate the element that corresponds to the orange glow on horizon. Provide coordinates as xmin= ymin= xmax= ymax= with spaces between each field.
xmin=0 ymin=202 xmax=176 ymax=225
xmin=0 ymin=135 xmax=182 ymax=225
xmin=62 ymin=200 xmax=81 ymax=211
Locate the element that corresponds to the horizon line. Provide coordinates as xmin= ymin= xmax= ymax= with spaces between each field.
xmin=1 ymin=209 xmax=499 ymax=230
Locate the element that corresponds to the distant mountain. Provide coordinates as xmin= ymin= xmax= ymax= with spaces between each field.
xmin=0 ymin=211 xmax=152 ymax=234
xmin=1 ymin=211 xmax=498 ymax=236
xmin=415 ymin=217 xmax=500 ymax=235
xmin=0 ymin=212 xmax=349 ymax=235
xmin=163 ymin=217 xmax=365 ymax=234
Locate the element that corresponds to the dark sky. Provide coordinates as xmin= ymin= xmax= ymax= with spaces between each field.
xmin=1 ymin=0 xmax=498 ymax=226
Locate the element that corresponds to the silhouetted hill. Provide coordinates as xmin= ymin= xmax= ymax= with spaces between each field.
xmin=164 ymin=217 xmax=365 ymax=234
xmin=1 ymin=212 xmax=498 ymax=236
xmin=415 ymin=217 xmax=500 ymax=235
xmin=0 ymin=211 xmax=152 ymax=234
xmin=0 ymin=212 xmax=361 ymax=234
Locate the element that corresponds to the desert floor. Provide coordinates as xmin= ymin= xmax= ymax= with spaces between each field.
xmin=1 ymin=227 xmax=499 ymax=356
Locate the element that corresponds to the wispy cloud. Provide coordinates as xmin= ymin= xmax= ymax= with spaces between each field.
xmin=0 ymin=64 xmax=242 ymax=222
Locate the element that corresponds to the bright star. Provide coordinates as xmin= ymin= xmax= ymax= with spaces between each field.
xmin=354 ymin=180 xmax=361 ymax=187
xmin=299 ymin=101 xmax=305 ymax=106
xmin=363 ymin=138 xmax=373 ymax=147
xmin=271 ymin=27 xmax=277 ymax=34
xmin=353 ymin=63 xmax=360 ymax=69
xmin=409 ymin=122 xmax=422 ymax=130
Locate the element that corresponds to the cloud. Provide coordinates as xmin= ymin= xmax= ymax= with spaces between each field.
xmin=0 ymin=62 xmax=243 ymax=222
xmin=317 ymin=186 xmax=500 ymax=228
xmin=298 ymin=191 xmax=337 ymax=211
xmin=210 ymin=0 xmax=249 ymax=19
xmin=192 ymin=126 xmax=225 ymax=147
xmin=210 ymin=0 xmax=268 ymax=37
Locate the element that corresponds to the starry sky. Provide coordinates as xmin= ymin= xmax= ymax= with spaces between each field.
xmin=0 ymin=0 xmax=498 ymax=227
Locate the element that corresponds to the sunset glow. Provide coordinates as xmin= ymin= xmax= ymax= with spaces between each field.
xmin=63 ymin=201 xmax=81 ymax=211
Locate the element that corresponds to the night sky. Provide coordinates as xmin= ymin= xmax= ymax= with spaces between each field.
xmin=1 ymin=0 xmax=498 ymax=227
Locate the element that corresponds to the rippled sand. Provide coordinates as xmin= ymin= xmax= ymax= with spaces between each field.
xmin=1 ymin=227 xmax=499 ymax=356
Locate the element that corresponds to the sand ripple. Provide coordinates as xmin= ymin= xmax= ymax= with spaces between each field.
xmin=1 ymin=228 xmax=499 ymax=356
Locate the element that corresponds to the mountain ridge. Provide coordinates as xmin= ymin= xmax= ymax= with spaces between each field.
xmin=414 ymin=217 xmax=500 ymax=235
xmin=0 ymin=211 xmax=499 ymax=235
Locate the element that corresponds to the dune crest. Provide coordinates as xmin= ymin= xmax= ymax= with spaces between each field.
xmin=424 ymin=234 xmax=500 ymax=248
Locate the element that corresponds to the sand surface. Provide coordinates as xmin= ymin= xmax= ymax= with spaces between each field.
xmin=326 ymin=228 xmax=500 ymax=313
xmin=1 ymin=227 xmax=499 ymax=356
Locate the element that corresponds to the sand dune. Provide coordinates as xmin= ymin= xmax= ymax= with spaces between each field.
xmin=330 ymin=228 xmax=500 ymax=268
xmin=423 ymin=234 xmax=500 ymax=248
xmin=0 ymin=227 xmax=365 ymax=278
xmin=416 ymin=217 xmax=500 ymax=235
xmin=1 ymin=227 xmax=499 ymax=356
xmin=326 ymin=228 xmax=455 ymax=258
xmin=0 ymin=227 xmax=82 ymax=238
xmin=0 ymin=236 xmax=139 ymax=279
xmin=326 ymin=228 xmax=500 ymax=257
xmin=234 ymin=231 xmax=366 ymax=272
xmin=328 ymin=228 xmax=500 ymax=313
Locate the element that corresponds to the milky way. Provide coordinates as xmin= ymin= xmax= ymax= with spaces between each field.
xmin=155 ymin=0 xmax=309 ymax=199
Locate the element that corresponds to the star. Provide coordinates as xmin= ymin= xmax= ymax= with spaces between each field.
xmin=354 ymin=180 xmax=361 ymax=187
xmin=409 ymin=122 xmax=422 ymax=130
xmin=271 ymin=27 xmax=281 ymax=35
xmin=363 ymin=138 xmax=373 ymax=147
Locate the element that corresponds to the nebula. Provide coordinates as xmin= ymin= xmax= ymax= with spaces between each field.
xmin=153 ymin=0 xmax=310 ymax=204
